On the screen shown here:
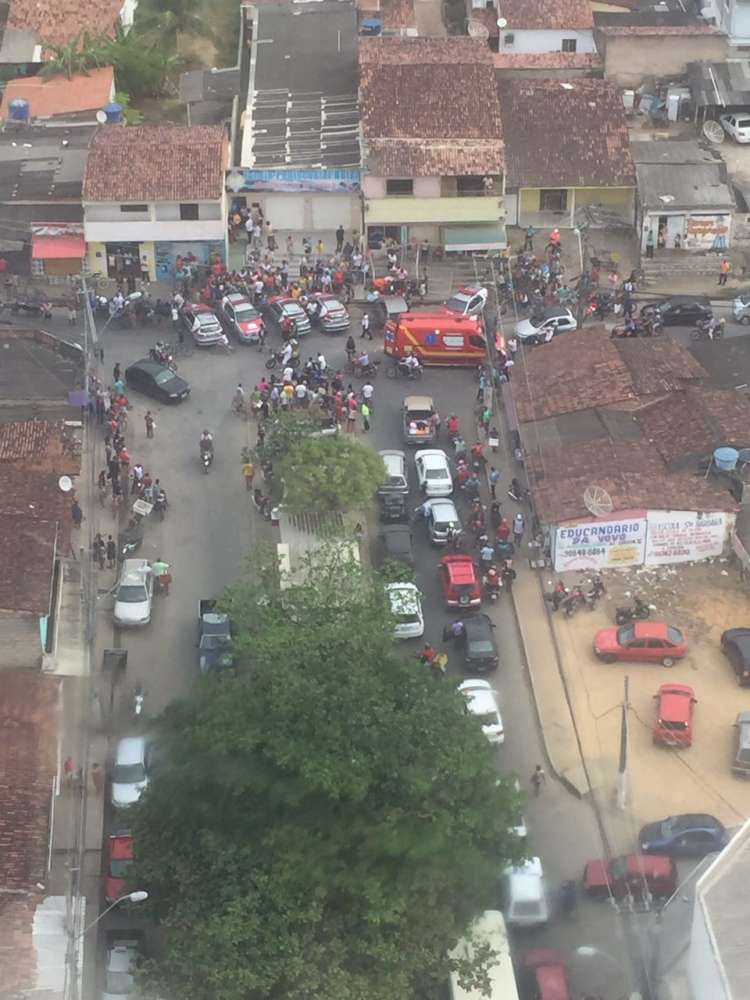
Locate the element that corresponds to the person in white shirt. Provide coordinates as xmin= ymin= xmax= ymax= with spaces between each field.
xmin=294 ymin=382 xmax=308 ymax=405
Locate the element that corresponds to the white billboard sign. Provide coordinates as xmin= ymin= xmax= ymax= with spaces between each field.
xmin=554 ymin=517 xmax=647 ymax=572
xmin=644 ymin=511 xmax=727 ymax=565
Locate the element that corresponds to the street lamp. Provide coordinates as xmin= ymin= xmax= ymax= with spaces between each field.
xmin=575 ymin=947 xmax=643 ymax=1000
xmin=78 ymin=890 xmax=148 ymax=938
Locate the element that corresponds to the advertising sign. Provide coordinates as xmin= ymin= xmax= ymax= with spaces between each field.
xmin=226 ymin=168 xmax=360 ymax=194
xmin=554 ymin=517 xmax=646 ymax=572
xmin=644 ymin=511 xmax=727 ymax=565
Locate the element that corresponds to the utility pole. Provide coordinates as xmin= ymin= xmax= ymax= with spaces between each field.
xmin=617 ymin=674 xmax=629 ymax=811
xmin=574 ymin=222 xmax=591 ymax=330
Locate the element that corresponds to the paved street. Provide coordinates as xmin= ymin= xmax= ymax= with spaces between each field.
xmin=89 ymin=310 xmax=647 ymax=998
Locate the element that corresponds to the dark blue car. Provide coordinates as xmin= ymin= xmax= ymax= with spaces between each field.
xmin=638 ymin=814 xmax=728 ymax=858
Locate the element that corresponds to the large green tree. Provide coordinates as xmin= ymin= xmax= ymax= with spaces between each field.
xmin=278 ymin=435 xmax=386 ymax=515
xmin=135 ymin=0 xmax=218 ymax=51
xmin=132 ymin=552 xmax=524 ymax=1000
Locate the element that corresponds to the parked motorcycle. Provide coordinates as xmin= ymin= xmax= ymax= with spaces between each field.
xmin=132 ymin=683 xmax=144 ymax=718
xmin=562 ymin=586 xmax=587 ymax=618
xmin=117 ymin=518 xmax=143 ymax=560
xmin=583 ymin=575 xmax=606 ymax=610
xmin=10 ymin=298 xmax=52 ymax=319
xmin=692 ymin=317 xmax=724 ymax=341
xmin=615 ymin=596 xmax=651 ymax=625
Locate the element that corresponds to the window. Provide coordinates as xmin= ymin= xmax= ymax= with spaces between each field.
xmin=120 ymin=204 xmax=148 ymax=213
xmin=386 ymin=179 xmax=413 ymax=196
xmin=504 ymin=32 xmax=515 ymax=45
xmin=456 ymin=175 xmax=485 ymax=195
xmin=561 ymin=38 xmax=577 ymax=52
xmin=540 ymin=189 xmax=568 ymax=212
xmin=179 ymin=203 xmax=200 ymax=220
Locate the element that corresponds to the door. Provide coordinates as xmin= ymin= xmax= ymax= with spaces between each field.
xmin=666 ymin=216 xmax=685 ymax=249
xmin=263 ymin=195 xmax=306 ymax=231
xmin=622 ymin=638 xmax=648 ymax=660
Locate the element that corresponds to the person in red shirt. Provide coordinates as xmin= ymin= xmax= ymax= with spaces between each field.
xmin=496 ymin=517 xmax=510 ymax=543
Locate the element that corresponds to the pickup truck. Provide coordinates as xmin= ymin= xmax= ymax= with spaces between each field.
xmin=198 ymin=599 xmax=233 ymax=673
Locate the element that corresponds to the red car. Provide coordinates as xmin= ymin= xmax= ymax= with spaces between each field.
xmin=105 ymin=832 xmax=134 ymax=902
xmin=523 ymin=949 xmax=570 ymax=1000
xmin=653 ymin=683 xmax=696 ymax=747
xmin=219 ymin=293 xmax=264 ymax=344
xmin=593 ymin=622 xmax=688 ymax=666
xmin=582 ymin=853 xmax=677 ymax=901
xmin=438 ymin=554 xmax=481 ymax=609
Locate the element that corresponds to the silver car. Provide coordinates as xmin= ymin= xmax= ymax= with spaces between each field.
xmin=114 ymin=559 xmax=153 ymax=627
xmin=102 ymin=938 xmax=140 ymax=1000
xmin=419 ymin=497 xmax=461 ymax=544
xmin=733 ymin=295 xmax=750 ymax=325
xmin=111 ymin=736 xmax=150 ymax=808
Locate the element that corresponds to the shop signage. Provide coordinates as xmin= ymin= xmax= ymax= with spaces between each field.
xmin=226 ymin=168 xmax=360 ymax=194
xmin=554 ymin=517 xmax=646 ymax=572
xmin=644 ymin=511 xmax=727 ymax=565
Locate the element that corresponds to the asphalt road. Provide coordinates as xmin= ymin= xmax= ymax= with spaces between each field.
xmin=86 ymin=306 xmax=654 ymax=998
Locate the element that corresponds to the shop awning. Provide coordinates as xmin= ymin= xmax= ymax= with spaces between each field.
xmin=32 ymin=235 xmax=85 ymax=260
xmin=441 ymin=223 xmax=507 ymax=252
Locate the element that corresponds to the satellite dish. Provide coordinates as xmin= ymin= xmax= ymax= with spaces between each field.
xmin=497 ymin=16 xmax=507 ymax=27
xmin=95 ymin=109 xmax=107 ymax=124
xmin=583 ymin=485 xmax=614 ymax=518
xmin=58 ymin=475 xmax=73 ymax=493
xmin=702 ymin=119 xmax=725 ymax=144
xmin=467 ymin=18 xmax=490 ymax=39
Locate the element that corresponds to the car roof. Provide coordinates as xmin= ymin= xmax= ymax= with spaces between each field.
xmin=128 ymin=359 xmax=161 ymax=374
xmin=441 ymin=555 xmax=476 ymax=581
xmin=225 ymin=292 xmax=250 ymax=304
xmin=115 ymin=736 xmax=147 ymax=765
xmin=464 ymin=614 xmax=492 ymax=635
xmin=459 ymin=680 xmax=498 ymax=715
xmin=426 ymin=498 xmax=457 ymax=513
xmin=542 ymin=307 xmax=570 ymax=318
xmin=657 ymin=685 xmax=695 ymax=717
xmin=110 ymin=833 xmax=134 ymax=859
xmin=415 ymin=449 xmax=447 ymax=464
xmin=631 ymin=622 xmax=675 ymax=639
xmin=405 ymin=395 xmax=434 ymax=410
xmin=723 ymin=628 xmax=750 ymax=654
xmin=622 ymin=854 xmax=674 ymax=876
xmin=671 ymin=813 xmax=722 ymax=831
xmin=660 ymin=295 xmax=711 ymax=307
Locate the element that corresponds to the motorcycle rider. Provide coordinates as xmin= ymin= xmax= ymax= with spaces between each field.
xmin=402 ymin=353 xmax=421 ymax=377
xmin=446 ymin=414 xmax=459 ymax=438
xmin=200 ymin=429 xmax=214 ymax=456
xmin=483 ymin=563 xmax=501 ymax=596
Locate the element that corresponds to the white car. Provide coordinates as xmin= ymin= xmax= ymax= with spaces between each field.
xmin=386 ymin=582 xmax=424 ymax=640
xmin=444 ymin=285 xmax=488 ymax=317
xmin=114 ymin=559 xmax=153 ymax=627
xmin=503 ymin=857 xmax=549 ymax=927
xmin=111 ymin=736 xmax=150 ymax=809
xmin=458 ymin=679 xmax=504 ymax=744
xmin=102 ymin=938 xmax=140 ymax=1000
xmin=720 ymin=112 xmax=750 ymax=143
xmin=514 ymin=306 xmax=577 ymax=344
xmin=418 ymin=497 xmax=461 ymax=545
xmin=415 ymin=448 xmax=453 ymax=497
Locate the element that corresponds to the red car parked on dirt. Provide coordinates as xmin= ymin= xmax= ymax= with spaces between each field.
xmin=438 ymin=554 xmax=481 ymax=609
xmin=653 ymin=683 xmax=696 ymax=747
xmin=593 ymin=622 xmax=688 ymax=667
xmin=522 ymin=949 xmax=570 ymax=1000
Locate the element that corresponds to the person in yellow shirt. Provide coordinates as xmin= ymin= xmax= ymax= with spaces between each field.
xmin=242 ymin=460 xmax=255 ymax=491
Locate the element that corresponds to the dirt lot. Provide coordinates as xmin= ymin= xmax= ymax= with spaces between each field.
xmin=547 ymin=561 xmax=750 ymax=853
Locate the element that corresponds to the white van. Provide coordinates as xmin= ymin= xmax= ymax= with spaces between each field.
xmin=503 ymin=857 xmax=549 ymax=927
xmin=449 ymin=910 xmax=519 ymax=1000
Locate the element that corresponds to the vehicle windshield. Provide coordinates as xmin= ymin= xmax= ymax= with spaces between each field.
xmin=659 ymin=717 xmax=687 ymax=731
xmin=512 ymin=900 xmax=542 ymax=917
xmin=201 ymin=635 xmax=229 ymax=649
xmin=667 ymin=627 xmax=683 ymax=645
xmin=617 ymin=625 xmax=635 ymax=644
xmin=477 ymin=712 xmax=499 ymax=728
xmin=408 ymin=409 xmax=433 ymax=421
xmin=286 ymin=303 xmax=305 ymax=317
xmin=426 ymin=467 xmax=448 ymax=479
xmin=110 ymin=858 xmax=133 ymax=877
xmin=469 ymin=639 xmax=495 ymax=656
xmin=117 ymin=585 xmax=147 ymax=603
xmin=445 ymin=295 xmax=467 ymax=312
xmin=154 ymin=370 xmax=175 ymax=385
xmin=112 ymin=763 xmax=146 ymax=784
xmin=105 ymin=972 xmax=134 ymax=995
xmin=395 ymin=611 xmax=421 ymax=624
xmin=235 ymin=305 xmax=260 ymax=321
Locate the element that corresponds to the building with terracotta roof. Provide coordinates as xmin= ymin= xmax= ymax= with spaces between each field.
xmin=492 ymin=50 xmax=602 ymax=79
xmin=466 ymin=0 xmax=594 ymax=55
xmin=0 ymin=0 xmax=136 ymax=63
xmin=509 ymin=329 xmax=744 ymax=571
xmin=496 ymin=77 xmax=635 ymax=229
xmin=593 ymin=12 xmax=727 ymax=87
xmin=83 ymin=124 xmax=228 ymax=282
xmin=359 ymin=36 xmax=506 ymax=252
xmin=0 ymin=67 xmax=115 ymax=120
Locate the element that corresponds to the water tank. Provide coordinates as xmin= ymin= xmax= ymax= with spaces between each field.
xmin=103 ymin=102 xmax=123 ymax=124
xmin=8 ymin=99 xmax=30 ymax=122
xmin=714 ymin=447 xmax=739 ymax=471
xmin=360 ymin=17 xmax=382 ymax=35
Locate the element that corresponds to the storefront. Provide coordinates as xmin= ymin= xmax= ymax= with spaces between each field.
xmin=30 ymin=224 xmax=85 ymax=277
xmin=552 ymin=510 xmax=733 ymax=572
xmin=87 ymin=239 xmax=225 ymax=283
xmin=226 ymin=168 xmax=361 ymax=234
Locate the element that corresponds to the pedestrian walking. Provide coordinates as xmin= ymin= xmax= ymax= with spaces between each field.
xmin=242 ymin=458 xmax=256 ymax=490
xmin=361 ymin=380 xmax=374 ymax=412
xmin=645 ymin=230 xmax=655 ymax=259
xmin=345 ymin=333 xmax=356 ymax=360
xmin=71 ymin=499 xmax=83 ymax=529
xmin=512 ymin=511 xmax=525 ymax=544
xmin=718 ymin=258 xmax=732 ymax=285
xmin=523 ymin=225 xmax=535 ymax=251
xmin=346 ymin=400 xmax=357 ymax=432
xmin=91 ymin=762 xmax=104 ymax=795
xmin=106 ymin=535 xmax=116 ymax=568
xmin=488 ymin=427 xmax=500 ymax=453
xmin=489 ymin=466 xmax=500 ymax=499
xmin=361 ymin=400 xmax=371 ymax=431
xmin=63 ymin=755 xmax=74 ymax=789
xmin=266 ymin=221 xmax=276 ymax=252
xmin=336 ymin=225 xmax=345 ymax=253
xmin=144 ymin=411 xmax=155 ymax=438
xmin=93 ymin=532 xmax=106 ymax=570
xmin=113 ymin=362 xmax=122 ymax=382
xmin=481 ymin=406 xmax=491 ymax=435
xmin=360 ymin=311 xmax=372 ymax=340
xmin=531 ymin=764 xmax=546 ymax=796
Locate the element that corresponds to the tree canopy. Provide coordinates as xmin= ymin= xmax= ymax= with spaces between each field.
xmin=132 ymin=550 xmax=525 ymax=1000
xmin=278 ymin=435 xmax=385 ymax=515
